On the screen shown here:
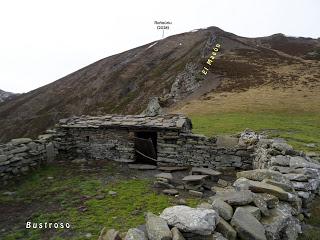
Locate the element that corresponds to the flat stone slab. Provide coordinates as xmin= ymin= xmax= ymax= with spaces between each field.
xmin=290 ymin=156 xmax=320 ymax=169
xmin=231 ymin=207 xmax=267 ymax=240
xmin=128 ymin=164 xmax=157 ymax=170
xmin=237 ymin=169 xmax=291 ymax=185
xmin=158 ymin=166 xmax=189 ymax=172
xmin=216 ymin=136 xmax=239 ymax=148
xmin=155 ymin=173 xmax=173 ymax=180
xmin=213 ymin=190 xmax=254 ymax=206
xmin=191 ymin=167 xmax=222 ymax=176
xmin=163 ymin=189 xmax=179 ymax=195
xmin=182 ymin=175 xmax=209 ymax=182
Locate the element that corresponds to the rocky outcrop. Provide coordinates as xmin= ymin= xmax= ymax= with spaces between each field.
xmin=141 ymin=97 xmax=164 ymax=116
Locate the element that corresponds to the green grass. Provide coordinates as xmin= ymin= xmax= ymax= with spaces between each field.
xmin=1 ymin=164 xmax=199 ymax=240
xmin=190 ymin=112 xmax=320 ymax=153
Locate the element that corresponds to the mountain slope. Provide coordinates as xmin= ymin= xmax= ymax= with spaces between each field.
xmin=0 ymin=27 xmax=319 ymax=142
xmin=0 ymin=89 xmax=17 ymax=103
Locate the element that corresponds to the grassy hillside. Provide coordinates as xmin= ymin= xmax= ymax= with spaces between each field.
xmin=190 ymin=112 xmax=320 ymax=153
xmin=172 ymin=84 xmax=320 ymax=153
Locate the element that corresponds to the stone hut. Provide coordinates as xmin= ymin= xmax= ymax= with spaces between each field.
xmin=56 ymin=114 xmax=253 ymax=169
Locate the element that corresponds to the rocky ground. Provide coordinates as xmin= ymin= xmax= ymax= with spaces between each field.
xmin=98 ymin=134 xmax=320 ymax=240
xmin=1 ymin=132 xmax=320 ymax=240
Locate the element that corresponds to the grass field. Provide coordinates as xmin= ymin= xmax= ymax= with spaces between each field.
xmin=0 ymin=163 xmax=199 ymax=240
xmin=190 ymin=112 xmax=320 ymax=153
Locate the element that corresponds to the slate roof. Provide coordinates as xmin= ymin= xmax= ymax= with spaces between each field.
xmin=58 ymin=114 xmax=192 ymax=131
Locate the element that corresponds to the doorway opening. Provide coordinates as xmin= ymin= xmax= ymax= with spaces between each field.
xmin=134 ymin=131 xmax=157 ymax=164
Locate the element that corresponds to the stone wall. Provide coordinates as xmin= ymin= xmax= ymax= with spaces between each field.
xmin=157 ymin=131 xmax=254 ymax=170
xmin=55 ymin=127 xmax=135 ymax=163
xmin=54 ymin=126 xmax=254 ymax=170
xmin=0 ymin=136 xmax=57 ymax=184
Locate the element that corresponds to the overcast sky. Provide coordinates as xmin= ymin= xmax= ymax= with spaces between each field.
xmin=0 ymin=0 xmax=319 ymax=93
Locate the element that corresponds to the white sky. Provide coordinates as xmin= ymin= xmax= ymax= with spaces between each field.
xmin=0 ymin=0 xmax=319 ymax=93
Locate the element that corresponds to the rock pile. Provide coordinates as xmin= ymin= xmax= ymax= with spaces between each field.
xmin=100 ymin=135 xmax=320 ymax=240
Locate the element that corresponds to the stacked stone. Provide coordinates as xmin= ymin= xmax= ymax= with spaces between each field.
xmin=0 ymin=137 xmax=56 ymax=184
xmin=58 ymin=114 xmax=192 ymax=132
xmin=54 ymin=127 xmax=136 ymax=162
xmin=103 ymin=133 xmax=319 ymax=240
xmin=55 ymin=114 xmax=256 ymax=169
xmin=51 ymin=128 xmax=78 ymax=160
xmin=153 ymin=172 xmax=175 ymax=190
xmin=254 ymin=139 xmax=320 ymax=218
xmin=157 ymin=131 xmax=181 ymax=164
xmin=157 ymin=133 xmax=255 ymax=170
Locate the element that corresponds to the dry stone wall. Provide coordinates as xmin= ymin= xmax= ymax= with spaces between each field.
xmin=0 ymin=136 xmax=57 ymax=184
xmin=55 ymin=127 xmax=135 ymax=163
xmin=157 ymin=131 xmax=254 ymax=170
xmin=54 ymin=126 xmax=255 ymax=170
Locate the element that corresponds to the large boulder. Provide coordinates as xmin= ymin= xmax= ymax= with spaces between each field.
xmin=160 ymin=206 xmax=219 ymax=235
xmin=211 ymin=199 xmax=234 ymax=221
xmin=212 ymin=190 xmax=254 ymax=206
xmin=125 ymin=228 xmax=148 ymax=240
xmin=145 ymin=212 xmax=172 ymax=240
xmin=230 ymin=207 xmax=267 ymax=240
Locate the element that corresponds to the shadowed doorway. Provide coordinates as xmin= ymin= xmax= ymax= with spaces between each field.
xmin=134 ymin=131 xmax=157 ymax=164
